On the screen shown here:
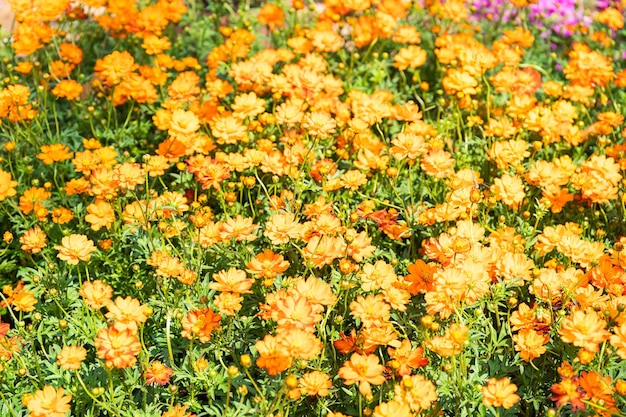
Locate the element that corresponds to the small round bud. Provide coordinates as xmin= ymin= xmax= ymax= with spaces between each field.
xmin=285 ymin=375 xmax=298 ymax=389
xmin=386 ymin=167 xmax=398 ymax=178
xmin=227 ymin=365 xmax=239 ymax=378
xmin=421 ymin=316 xmax=433 ymax=326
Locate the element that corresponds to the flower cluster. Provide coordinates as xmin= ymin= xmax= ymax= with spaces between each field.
xmin=0 ymin=0 xmax=625 ymax=416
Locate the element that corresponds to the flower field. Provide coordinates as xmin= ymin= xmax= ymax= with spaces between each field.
xmin=0 ymin=0 xmax=625 ymax=416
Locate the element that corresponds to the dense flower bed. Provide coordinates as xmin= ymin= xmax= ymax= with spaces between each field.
xmin=0 ymin=0 xmax=625 ymax=416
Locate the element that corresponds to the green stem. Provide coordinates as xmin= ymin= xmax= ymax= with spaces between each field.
xmin=166 ymin=311 xmax=176 ymax=367
xmin=75 ymin=370 xmax=121 ymax=417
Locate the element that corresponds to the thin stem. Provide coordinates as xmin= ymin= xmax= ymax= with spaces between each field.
xmin=75 ymin=370 xmax=121 ymax=417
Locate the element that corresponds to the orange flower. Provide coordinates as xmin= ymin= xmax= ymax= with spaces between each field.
xmin=51 ymin=80 xmax=83 ymax=100
xmin=563 ymin=46 xmax=613 ymax=88
xmin=213 ymin=292 xmax=243 ymax=316
xmin=114 ymin=162 xmax=145 ymax=191
xmin=161 ymin=404 xmax=196 ymax=417
xmin=105 ymin=296 xmax=150 ymax=332
xmin=392 ymin=25 xmax=421 ymax=44
xmin=94 ymin=322 xmax=142 ymax=369
xmin=425 ymin=323 xmax=468 ymax=357
xmin=339 ymin=170 xmax=368 ymax=190
xmin=550 ymin=378 xmax=585 ymax=412
xmin=334 ymin=329 xmax=377 ymax=355
xmin=558 ymin=309 xmax=610 ymax=353
xmin=488 ymin=139 xmax=529 ymax=170
xmin=596 ymin=7 xmax=624 ymax=30
xmin=482 ymin=377 xmax=520 ymax=409
xmin=19 ymin=226 xmax=47 ymax=254
xmin=142 ymin=35 xmax=171 ymax=55
xmin=257 ymin=3 xmax=286 ymax=31
xmin=300 ymin=371 xmax=332 ymax=396
xmin=338 ymin=353 xmax=386 ymax=397
xmin=246 ymin=249 xmax=290 ymax=279
xmin=393 ymin=46 xmax=427 ymax=70
xmin=390 ymin=132 xmax=427 ymax=161
xmin=64 ymin=178 xmax=91 ymax=196
xmin=346 ymin=230 xmax=376 ymax=262
xmin=55 ymin=234 xmax=97 ymax=265
xmin=404 ymin=260 xmax=436 ymax=295
xmin=0 ymin=170 xmax=18 ymax=201
xmin=26 ymin=386 xmax=72 ymax=417
xmin=220 ymin=215 xmax=259 ymax=242
xmin=274 ymin=294 xmax=322 ymax=332
xmin=19 ymin=187 xmax=51 ymax=214
xmin=145 ymin=361 xmax=173 ymax=386
xmin=209 ymin=268 xmax=253 ymax=294
xmin=11 ymin=290 xmax=37 ymax=312
xmin=255 ymin=334 xmax=292 ymax=375
xmin=571 ymin=155 xmax=621 ymax=204
xmin=148 ymin=251 xmax=185 ymax=278
xmin=311 ymin=29 xmax=344 ymax=53
xmin=277 ymin=328 xmax=323 ymax=360
xmin=51 ymin=207 xmax=74 ymax=225
xmin=491 ymin=174 xmax=525 ymax=210
xmin=85 ymin=200 xmax=116 ymax=231
xmin=211 ymin=115 xmax=247 ymax=145
xmin=421 ymin=149 xmax=455 ymax=178
xmin=56 ymin=346 xmax=87 ymax=370
xmin=79 ymin=280 xmax=113 ymax=310
xmin=14 ymin=61 xmax=33 ymax=74
xmin=232 ymin=92 xmax=266 ymax=120
xmin=350 ymin=294 xmax=390 ymax=328
xmin=510 ymin=303 xmax=552 ymax=333
xmin=143 ymin=155 xmax=171 ymax=177
xmin=302 ymin=111 xmax=337 ymax=138
xmin=59 ymin=42 xmax=83 ymax=65
xmin=303 ymin=235 xmax=347 ymax=268
xmin=181 ymin=308 xmax=221 ymax=343
xmin=373 ymin=400 xmax=412 ymax=417
xmin=264 ymin=212 xmax=305 ymax=245
xmin=387 ymin=339 xmax=429 ymax=376
xmin=294 ymin=275 xmax=337 ymax=307
xmin=442 ymin=69 xmax=478 ymax=96
xmin=275 ymin=101 xmax=305 ymax=126
xmin=513 ymin=329 xmax=549 ymax=362
xmin=495 ymin=252 xmax=535 ymax=284
xmin=94 ymin=51 xmax=138 ymax=86
xmin=578 ymin=371 xmax=618 ymax=415
xmin=393 ymin=374 xmax=438 ymax=412
xmin=358 ymin=260 xmax=397 ymax=292
xmin=0 ymin=320 xmax=8 ymax=338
